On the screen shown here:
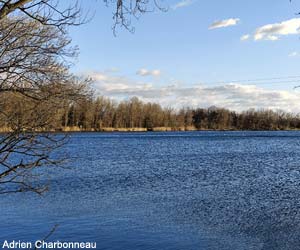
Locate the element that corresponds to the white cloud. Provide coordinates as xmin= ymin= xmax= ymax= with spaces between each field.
xmin=240 ymin=34 xmax=250 ymax=41
xmin=253 ymin=18 xmax=300 ymax=41
xmin=289 ymin=51 xmax=299 ymax=57
xmin=87 ymin=71 xmax=300 ymax=113
xmin=209 ymin=18 xmax=240 ymax=30
xmin=136 ymin=68 xmax=161 ymax=77
xmin=171 ymin=0 xmax=193 ymax=10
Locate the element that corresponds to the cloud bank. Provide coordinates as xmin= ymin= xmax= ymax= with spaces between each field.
xmin=244 ymin=18 xmax=300 ymax=41
xmin=88 ymin=72 xmax=300 ymax=113
xmin=209 ymin=18 xmax=240 ymax=30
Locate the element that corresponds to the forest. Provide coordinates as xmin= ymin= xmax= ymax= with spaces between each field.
xmin=1 ymin=92 xmax=300 ymax=132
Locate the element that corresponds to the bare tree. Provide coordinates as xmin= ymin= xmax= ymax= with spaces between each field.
xmin=0 ymin=0 xmax=165 ymax=33
xmin=0 ymin=1 xmax=82 ymax=29
xmin=0 ymin=15 xmax=90 ymax=195
xmin=0 ymin=0 xmax=163 ymax=194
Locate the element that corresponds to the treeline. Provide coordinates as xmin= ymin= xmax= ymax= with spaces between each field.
xmin=41 ymin=96 xmax=300 ymax=131
xmin=1 ymin=94 xmax=300 ymax=132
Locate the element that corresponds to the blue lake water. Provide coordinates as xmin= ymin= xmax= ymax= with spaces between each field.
xmin=2 ymin=131 xmax=300 ymax=250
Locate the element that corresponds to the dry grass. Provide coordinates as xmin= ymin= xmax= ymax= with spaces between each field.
xmin=0 ymin=126 xmax=198 ymax=133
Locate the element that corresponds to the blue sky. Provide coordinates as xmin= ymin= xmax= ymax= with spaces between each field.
xmin=68 ymin=0 xmax=300 ymax=112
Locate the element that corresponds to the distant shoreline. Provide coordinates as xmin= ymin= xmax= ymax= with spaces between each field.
xmin=1 ymin=126 xmax=300 ymax=134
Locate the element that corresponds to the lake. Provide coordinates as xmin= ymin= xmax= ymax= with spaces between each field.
xmin=2 ymin=131 xmax=300 ymax=250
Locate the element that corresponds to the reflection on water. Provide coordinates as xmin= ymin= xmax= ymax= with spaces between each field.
xmin=2 ymin=131 xmax=300 ymax=250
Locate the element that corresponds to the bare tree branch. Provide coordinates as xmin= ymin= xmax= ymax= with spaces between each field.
xmin=0 ymin=16 xmax=90 ymax=195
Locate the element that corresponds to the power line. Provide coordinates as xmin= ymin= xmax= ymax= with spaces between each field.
xmin=199 ymin=75 xmax=300 ymax=86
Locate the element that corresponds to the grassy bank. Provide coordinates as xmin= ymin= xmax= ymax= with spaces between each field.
xmin=0 ymin=126 xmax=197 ymax=133
xmin=61 ymin=126 xmax=196 ymax=132
xmin=2 ymin=126 xmax=300 ymax=133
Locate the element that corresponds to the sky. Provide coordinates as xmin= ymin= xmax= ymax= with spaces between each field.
xmin=68 ymin=0 xmax=300 ymax=112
